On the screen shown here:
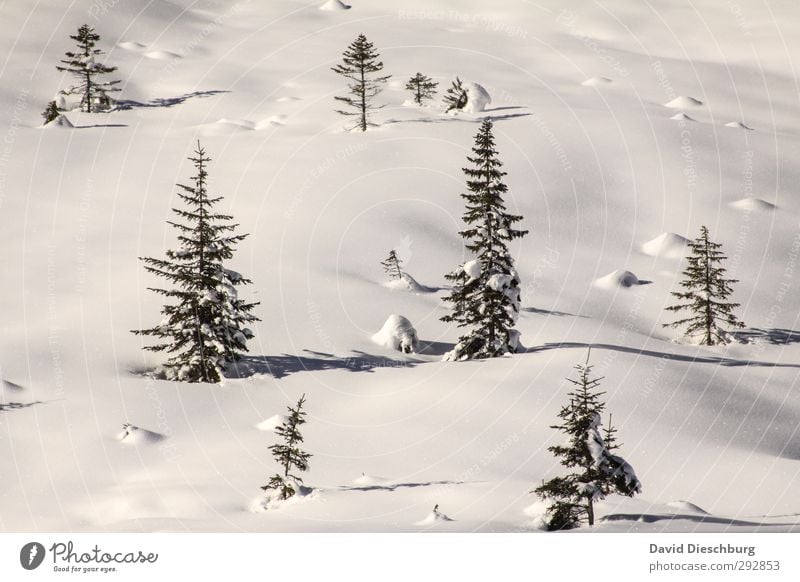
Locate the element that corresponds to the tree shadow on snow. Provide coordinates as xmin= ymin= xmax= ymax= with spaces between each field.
xmin=522 ymin=306 xmax=588 ymax=319
xmin=335 ymin=479 xmax=468 ymax=493
xmin=529 ymin=341 xmax=800 ymax=368
xmin=385 ymin=112 xmax=533 ymax=125
xmin=115 ymin=90 xmax=230 ymax=110
xmin=601 ymin=513 xmax=799 ymax=528
xmin=226 ymin=349 xmax=424 ymax=380
xmin=0 ymin=401 xmax=43 ymax=413
xmin=730 ymin=328 xmax=800 ymax=345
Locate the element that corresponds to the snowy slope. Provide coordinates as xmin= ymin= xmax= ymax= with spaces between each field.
xmin=1 ymin=0 xmax=800 ymax=532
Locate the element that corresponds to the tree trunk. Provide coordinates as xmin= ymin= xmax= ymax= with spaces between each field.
xmin=587 ymin=497 xmax=595 ymax=526
xmin=359 ymin=66 xmax=367 ymax=131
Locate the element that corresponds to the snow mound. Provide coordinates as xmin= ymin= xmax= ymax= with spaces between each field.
xmin=143 ymin=50 xmax=182 ymax=60
xmin=43 ymin=115 xmax=74 ymax=129
xmin=664 ymin=96 xmax=703 ymax=108
xmin=415 ymin=507 xmax=454 ymax=525
xmin=666 ymin=500 xmax=710 ymax=514
xmin=670 ymin=112 xmax=695 ymax=121
xmin=274 ymin=96 xmax=301 ymax=102
xmin=250 ymin=485 xmax=318 ymax=512
xmin=594 ymin=269 xmax=642 ymax=289
xmin=118 ymin=41 xmax=147 ymax=51
xmin=383 ymin=272 xmax=435 ymax=293
xmin=117 ymin=423 xmax=165 ymax=445
xmin=462 ymin=82 xmax=491 ymax=113
xmin=581 ymin=76 xmax=613 ymax=86
xmin=256 ymin=115 xmax=287 ymax=129
xmin=256 ymin=414 xmax=288 ymax=432
xmin=641 ymin=232 xmax=690 ymax=258
xmin=730 ymin=197 xmax=776 ymax=211
xmin=198 ymin=118 xmax=256 ymax=135
xmin=353 ymin=473 xmax=389 ymax=485
xmin=371 ymin=314 xmax=419 ymax=354
xmin=319 ymin=0 xmax=351 ymax=10
xmin=724 ymin=121 xmax=753 ymax=130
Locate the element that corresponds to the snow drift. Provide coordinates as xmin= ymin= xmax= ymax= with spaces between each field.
xmin=371 ymin=314 xmax=419 ymax=353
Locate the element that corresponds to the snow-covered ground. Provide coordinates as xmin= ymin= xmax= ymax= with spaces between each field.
xmin=1 ymin=0 xmax=800 ymax=532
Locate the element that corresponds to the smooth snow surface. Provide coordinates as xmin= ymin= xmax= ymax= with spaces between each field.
xmin=2 ymin=0 xmax=800 ymax=533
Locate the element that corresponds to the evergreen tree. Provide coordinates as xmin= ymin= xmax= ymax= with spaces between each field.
xmin=262 ymin=394 xmax=312 ymax=501
xmin=663 ymin=225 xmax=745 ymax=345
xmin=133 ymin=143 xmax=259 ymax=383
xmin=380 ymin=249 xmax=403 ymax=280
xmin=533 ymin=353 xmax=642 ymax=531
xmin=441 ymin=120 xmax=528 ymax=361
xmin=442 ymin=77 xmax=468 ymax=112
xmin=56 ymin=24 xmax=120 ymax=113
xmin=41 ymin=100 xmax=62 ymax=125
xmin=405 ymin=72 xmax=438 ymax=105
xmin=332 ymin=34 xmax=390 ymax=131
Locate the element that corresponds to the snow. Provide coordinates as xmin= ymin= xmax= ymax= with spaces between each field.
xmin=371 ymin=314 xmax=420 ymax=353
xmin=593 ymin=270 xmax=643 ymax=289
xmin=663 ymin=96 xmax=704 ymax=108
xmin=641 ymin=232 xmax=691 ymax=259
xmin=730 ymin=197 xmax=776 ymax=211
xmin=116 ymin=423 xmax=166 ymax=445
xmin=383 ymin=272 xmax=437 ymax=294
xmin=319 ymin=0 xmax=351 ymax=11
xmin=724 ymin=121 xmax=754 ymax=130
xmin=2 ymin=0 xmax=800 ymax=534
xmin=462 ymin=82 xmax=491 ymax=113
xmin=43 ymin=114 xmax=74 ymax=129
xmin=581 ymin=76 xmax=613 ymax=86
xmin=256 ymin=414 xmax=288 ymax=432
xmin=462 ymin=259 xmax=481 ymax=282
xmin=669 ymin=112 xmax=695 ymax=121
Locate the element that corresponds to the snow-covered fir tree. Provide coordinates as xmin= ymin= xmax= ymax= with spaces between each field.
xmin=533 ymin=353 xmax=642 ymax=531
xmin=133 ymin=143 xmax=259 ymax=383
xmin=56 ymin=24 xmax=120 ymax=113
xmin=441 ymin=119 xmax=528 ymax=361
xmin=380 ymin=249 xmax=403 ymax=280
xmin=442 ymin=77 xmax=468 ymax=112
xmin=262 ymin=394 xmax=312 ymax=501
xmin=405 ymin=72 xmax=438 ymax=105
xmin=331 ymin=34 xmax=390 ymax=131
xmin=663 ymin=225 xmax=745 ymax=345
xmin=41 ymin=100 xmax=62 ymax=125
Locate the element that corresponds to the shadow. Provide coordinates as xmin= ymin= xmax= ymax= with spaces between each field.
xmin=731 ymin=328 xmax=800 ymax=345
xmin=115 ymin=90 xmax=230 ymax=110
xmin=336 ymin=480 xmax=466 ymax=493
xmin=385 ymin=112 xmax=533 ymax=126
xmin=601 ymin=513 xmax=797 ymax=528
xmin=226 ymin=349 xmax=423 ymax=380
xmin=528 ymin=341 xmax=800 ymax=368
xmin=417 ymin=339 xmax=455 ymax=357
xmin=522 ymin=307 xmax=587 ymax=319
xmin=2 ymin=379 xmax=24 ymax=391
xmin=75 ymin=124 xmax=128 ymax=129
xmin=483 ymin=106 xmax=527 ymax=112
xmin=0 ymin=401 xmax=43 ymax=412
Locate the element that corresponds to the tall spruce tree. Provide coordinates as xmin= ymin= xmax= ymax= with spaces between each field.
xmin=441 ymin=120 xmax=528 ymax=361
xmin=405 ymin=72 xmax=438 ymax=106
xmin=380 ymin=249 xmax=403 ymax=280
xmin=332 ymin=34 xmax=390 ymax=131
xmin=56 ymin=24 xmax=120 ymax=113
xmin=262 ymin=394 xmax=312 ymax=501
xmin=442 ymin=77 xmax=468 ymax=112
xmin=533 ymin=353 xmax=642 ymax=531
xmin=663 ymin=226 xmax=745 ymax=345
xmin=133 ymin=143 xmax=259 ymax=383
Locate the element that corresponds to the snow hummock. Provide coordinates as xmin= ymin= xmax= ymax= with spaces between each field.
xmin=319 ymin=0 xmax=351 ymax=10
xmin=581 ymin=76 xmax=613 ymax=86
xmin=256 ymin=414 xmax=288 ymax=432
xmin=383 ymin=272 xmax=436 ymax=293
xmin=462 ymin=259 xmax=481 ymax=282
xmin=462 ymin=82 xmax=491 ymax=113
xmin=724 ymin=121 xmax=754 ymax=130
xmin=117 ymin=423 xmax=165 ymax=445
xmin=415 ymin=506 xmax=454 ymax=525
xmin=143 ymin=50 xmax=182 ymax=60
xmin=664 ymin=96 xmax=704 ymax=108
xmin=371 ymin=314 xmax=419 ymax=354
xmin=730 ymin=197 xmax=776 ymax=211
xmin=118 ymin=41 xmax=147 ymax=51
xmin=43 ymin=114 xmax=74 ymax=129
xmin=641 ymin=232 xmax=690 ymax=258
xmin=670 ymin=112 xmax=695 ymax=121
xmin=594 ymin=269 xmax=642 ymax=289
xmin=353 ymin=473 xmax=389 ymax=485
xmin=666 ymin=500 xmax=710 ymax=515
